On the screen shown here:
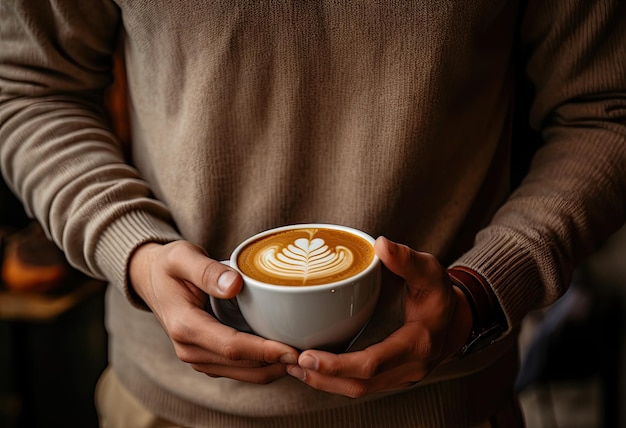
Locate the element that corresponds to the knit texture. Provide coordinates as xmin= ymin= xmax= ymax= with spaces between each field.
xmin=2 ymin=0 xmax=626 ymax=426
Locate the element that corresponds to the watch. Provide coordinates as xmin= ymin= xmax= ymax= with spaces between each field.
xmin=458 ymin=323 xmax=505 ymax=357
xmin=448 ymin=266 xmax=507 ymax=358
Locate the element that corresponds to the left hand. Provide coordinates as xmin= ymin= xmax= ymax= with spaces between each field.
xmin=286 ymin=236 xmax=473 ymax=397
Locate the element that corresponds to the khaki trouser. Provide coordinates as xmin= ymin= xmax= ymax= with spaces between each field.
xmin=96 ymin=368 xmax=499 ymax=428
xmin=96 ymin=368 xmax=178 ymax=428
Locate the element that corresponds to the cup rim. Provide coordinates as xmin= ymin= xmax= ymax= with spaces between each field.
xmin=230 ymin=223 xmax=380 ymax=292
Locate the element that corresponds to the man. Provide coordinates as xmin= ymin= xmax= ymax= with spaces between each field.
xmin=1 ymin=1 xmax=625 ymax=426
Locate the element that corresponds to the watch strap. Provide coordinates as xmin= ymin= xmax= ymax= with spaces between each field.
xmin=448 ymin=266 xmax=507 ymax=357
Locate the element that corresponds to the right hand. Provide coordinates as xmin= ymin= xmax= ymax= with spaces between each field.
xmin=129 ymin=240 xmax=300 ymax=384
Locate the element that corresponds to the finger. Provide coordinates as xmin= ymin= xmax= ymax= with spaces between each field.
xmin=161 ymin=241 xmax=243 ymax=298
xmin=287 ymin=363 xmax=373 ymax=398
xmin=287 ymin=359 xmax=425 ymax=398
xmin=173 ymin=342 xmax=269 ymax=368
xmin=296 ymin=323 xmax=429 ymax=380
xmin=193 ymin=362 xmax=289 ymax=384
xmin=172 ymin=307 xmax=300 ymax=365
xmin=289 ymin=325 xmax=437 ymax=398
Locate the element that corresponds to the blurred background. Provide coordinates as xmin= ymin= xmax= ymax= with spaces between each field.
xmin=0 ymin=177 xmax=107 ymax=428
xmin=517 ymin=231 xmax=626 ymax=428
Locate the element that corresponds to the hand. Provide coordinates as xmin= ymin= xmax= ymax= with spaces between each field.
xmin=129 ymin=240 xmax=300 ymax=383
xmin=286 ymin=236 xmax=473 ymax=397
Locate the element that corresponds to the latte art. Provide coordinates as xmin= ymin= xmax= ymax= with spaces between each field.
xmin=237 ymin=227 xmax=374 ymax=286
xmin=257 ymin=237 xmax=354 ymax=283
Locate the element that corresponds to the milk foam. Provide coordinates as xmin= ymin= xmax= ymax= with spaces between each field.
xmin=254 ymin=236 xmax=354 ymax=283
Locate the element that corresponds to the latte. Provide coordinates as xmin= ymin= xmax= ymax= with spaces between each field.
xmin=237 ymin=227 xmax=374 ymax=286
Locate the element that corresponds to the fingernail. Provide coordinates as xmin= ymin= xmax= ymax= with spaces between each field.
xmin=299 ymin=354 xmax=318 ymax=370
xmin=287 ymin=365 xmax=306 ymax=381
xmin=217 ymin=270 xmax=238 ymax=293
xmin=279 ymin=353 xmax=297 ymax=365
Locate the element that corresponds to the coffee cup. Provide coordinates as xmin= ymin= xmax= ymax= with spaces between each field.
xmin=211 ymin=224 xmax=381 ymax=350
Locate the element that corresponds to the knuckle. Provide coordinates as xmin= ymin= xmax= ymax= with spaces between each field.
xmin=420 ymin=252 xmax=442 ymax=274
xmin=318 ymin=359 xmax=342 ymax=377
xmin=219 ymin=342 xmax=243 ymax=361
xmin=174 ymin=345 xmax=194 ymax=363
xmin=200 ymin=262 xmax=218 ymax=288
xmin=260 ymin=342 xmax=275 ymax=364
xmin=360 ymin=356 xmax=381 ymax=379
xmin=162 ymin=241 xmax=192 ymax=266
xmin=167 ymin=318 xmax=192 ymax=343
xmin=413 ymin=335 xmax=435 ymax=359
xmin=261 ymin=341 xmax=284 ymax=364
xmin=199 ymin=259 xmax=230 ymax=291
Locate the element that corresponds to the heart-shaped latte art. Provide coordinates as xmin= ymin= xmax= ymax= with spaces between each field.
xmin=255 ymin=235 xmax=354 ymax=284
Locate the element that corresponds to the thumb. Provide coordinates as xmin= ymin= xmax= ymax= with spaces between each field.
xmin=161 ymin=242 xmax=243 ymax=299
xmin=374 ymin=236 xmax=446 ymax=294
xmin=374 ymin=236 xmax=421 ymax=278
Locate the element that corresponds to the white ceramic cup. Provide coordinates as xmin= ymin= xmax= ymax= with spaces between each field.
xmin=211 ymin=224 xmax=381 ymax=350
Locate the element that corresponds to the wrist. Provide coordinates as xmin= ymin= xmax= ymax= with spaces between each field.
xmin=447 ymin=266 xmax=507 ymax=357
xmin=128 ymin=241 xmax=163 ymax=307
xmin=450 ymin=285 xmax=474 ymax=356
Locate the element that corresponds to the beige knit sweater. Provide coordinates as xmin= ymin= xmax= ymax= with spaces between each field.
xmin=2 ymin=1 xmax=626 ymax=426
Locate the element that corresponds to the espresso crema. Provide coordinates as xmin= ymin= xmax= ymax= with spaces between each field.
xmin=237 ymin=228 xmax=374 ymax=286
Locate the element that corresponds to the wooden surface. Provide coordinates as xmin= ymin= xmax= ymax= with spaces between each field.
xmin=0 ymin=278 xmax=105 ymax=322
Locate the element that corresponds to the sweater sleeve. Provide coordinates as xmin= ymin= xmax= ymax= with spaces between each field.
xmin=454 ymin=0 xmax=626 ymax=331
xmin=0 ymin=1 xmax=182 ymax=304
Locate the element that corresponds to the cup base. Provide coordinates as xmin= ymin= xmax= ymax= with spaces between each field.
xmin=208 ymin=296 xmax=372 ymax=353
xmin=207 ymin=296 xmax=253 ymax=333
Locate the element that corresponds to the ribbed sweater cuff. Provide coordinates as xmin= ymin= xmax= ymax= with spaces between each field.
xmin=94 ymin=210 xmax=183 ymax=310
xmin=451 ymin=231 xmax=544 ymax=332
